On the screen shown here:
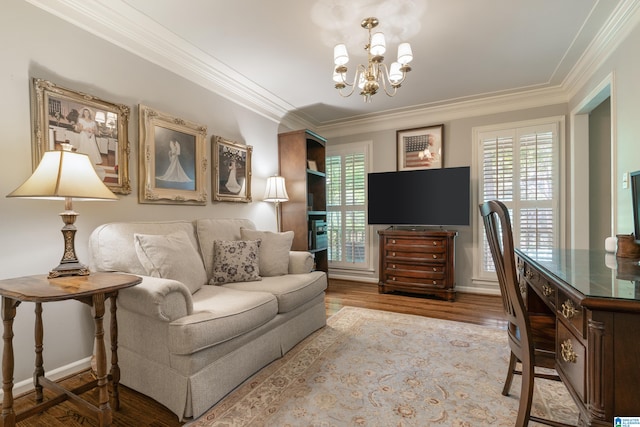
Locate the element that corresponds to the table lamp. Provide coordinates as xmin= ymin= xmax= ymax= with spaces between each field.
xmin=7 ymin=144 xmax=118 ymax=278
xmin=263 ymin=175 xmax=289 ymax=231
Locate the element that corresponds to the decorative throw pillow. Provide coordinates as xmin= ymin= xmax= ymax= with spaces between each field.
xmin=240 ymin=228 xmax=293 ymax=277
xmin=211 ymin=239 xmax=262 ymax=285
xmin=133 ymin=231 xmax=207 ymax=294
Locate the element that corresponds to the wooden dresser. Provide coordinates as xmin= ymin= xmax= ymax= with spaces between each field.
xmin=516 ymin=248 xmax=640 ymax=426
xmin=378 ymin=228 xmax=457 ymax=301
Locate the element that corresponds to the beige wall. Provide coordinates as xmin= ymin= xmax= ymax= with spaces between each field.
xmin=0 ymin=0 xmax=281 ymax=386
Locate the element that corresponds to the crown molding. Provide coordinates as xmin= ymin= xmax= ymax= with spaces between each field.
xmin=563 ymin=0 xmax=640 ymax=101
xmin=24 ymin=0 xmax=295 ymax=124
xmin=316 ymin=85 xmax=568 ymax=138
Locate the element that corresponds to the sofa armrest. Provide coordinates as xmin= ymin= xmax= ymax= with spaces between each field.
xmin=288 ymin=251 xmax=315 ymax=274
xmin=117 ymin=276 xmax=194 ymax=322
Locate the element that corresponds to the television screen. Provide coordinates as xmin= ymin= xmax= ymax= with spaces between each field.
xmin=630 ymin=170 xmax=640 ymax=240
xmin=367 ymin=166 xmax=470 ymax=226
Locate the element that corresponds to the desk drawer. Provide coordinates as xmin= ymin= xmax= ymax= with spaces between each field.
xmin=557 ymin=289 xmax=585 ymax=338
xmin=557 ymin=321 xmax=586 ymax=403
xmin=522 ymin=262 xmax=557 ymax=309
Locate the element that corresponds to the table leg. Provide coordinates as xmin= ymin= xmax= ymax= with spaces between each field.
xmin=109 ymin=293 xmax=120 ymax=411
xmin=92 ymin=292 xmax=112 ymax=427
xmin=1 ymin=297 xmax=19 ymax=427
xmin=34 ymin=302 xmax=44 ymax=403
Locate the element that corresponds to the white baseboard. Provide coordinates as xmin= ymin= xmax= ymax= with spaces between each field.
xmin=0 ymin=356 xmax=92 ymax=397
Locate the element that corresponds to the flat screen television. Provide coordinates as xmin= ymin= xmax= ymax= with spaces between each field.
xmin=630 ymin=170 xmax=640 ymax=241
xmin=367 ymin=166 xmax=470 ymax=226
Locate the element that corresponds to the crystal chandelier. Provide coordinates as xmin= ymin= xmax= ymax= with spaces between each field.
xmin=333 ymin=17 xmax=414 ymax=102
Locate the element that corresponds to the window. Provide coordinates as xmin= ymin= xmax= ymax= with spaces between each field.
xmin=475 ymin=120 xmax=560 ymax=280
xmin=326 ymin=141 xmax=371 ymax=269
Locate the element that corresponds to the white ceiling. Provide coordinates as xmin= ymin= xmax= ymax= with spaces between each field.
xmin=27 ymin=0 xmax=635 ymax=130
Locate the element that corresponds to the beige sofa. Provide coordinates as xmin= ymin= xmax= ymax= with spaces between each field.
xmin=88 ymin=218 xmax=327 ymax=421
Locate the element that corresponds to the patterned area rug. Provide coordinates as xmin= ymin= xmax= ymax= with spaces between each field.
xmin=188 ymin=307 xmax=578 ymax=426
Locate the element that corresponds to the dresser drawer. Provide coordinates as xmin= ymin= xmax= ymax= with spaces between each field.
xmin=385 ymin=248 xmax=446 ymax=262
xmin=557 ymin=289 xmax=585 ymax=338
xmin=385 ymin=236 xmax=446 ymax=248
xmin=385 ymin=274 xmax=446 ymax=289
xmin=557 ymin=321 xmax=586 ymax=403
xmin=385 ymin=261 xmax=445 ymax=275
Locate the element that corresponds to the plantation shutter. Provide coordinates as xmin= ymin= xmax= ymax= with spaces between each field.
xmin=326 ymin=143 xmax=369 ymax=268
xmin=478 ymin=122 xmax=558 ymax=276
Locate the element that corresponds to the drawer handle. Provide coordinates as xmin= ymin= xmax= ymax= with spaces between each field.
xmin=432 ymin=241 xmax=437 ymax=246
xmin=392 ymin=252 xmax=396 ymax=257
xmin=560 ymin=339 xmax=578 ymax=363
xmin=433 ymin=267 xmax=437 ymax=272
xmin=561 ymin=300 xmax=577 ymax=319
xmin=432 ymin=254 xmax=437 ymax=259
xmin=391 ymin=264 xmax=396 ymax=269
xmin=432 ymin=280 xmax=436 ymax=284
xmin=542 ymin=284 xmax=553 ymax=297
xmin=525 ymin=269 xmax=533 ymax=279
xmin=391 ymin=239 xmax=396 ymax=244
xmin=391 ymin=277 xmax=396 ymax=281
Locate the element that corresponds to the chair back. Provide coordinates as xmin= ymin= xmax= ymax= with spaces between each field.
xmin=478 ymin=200 xmax=532 ymax=355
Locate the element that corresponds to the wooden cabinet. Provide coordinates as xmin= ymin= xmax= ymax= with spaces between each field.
xmin=278 ymin=129 xmax=328 ymax=272
xmin=378 ymin=228 xmax=457 ymax=301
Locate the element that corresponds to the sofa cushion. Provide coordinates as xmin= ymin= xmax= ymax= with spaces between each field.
xmin=196 ymin=218 xmax=256 ymax=281
xmin=223 ymin=271 xmax=327 ymax=313
xmin=169 ymin=285 xmax=278 ymax=355
xmin=210 ymin=239 xmax=262 ymax=285
xmin=89 ymin=220 xmax=197 ymax=275
xmin=240 ymin=228 xmax=294 ymax=277
xmin=134 ymin=231 xmax=207 ymax=294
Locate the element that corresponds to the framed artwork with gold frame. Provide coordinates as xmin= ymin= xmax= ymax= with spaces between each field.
xmin=213 ymin=136 xmax=252 ymax=203
xmin=138 ymin=104 xmax=208 ymax=205
xmin=31 ymin=78 xmax=132 ymax=194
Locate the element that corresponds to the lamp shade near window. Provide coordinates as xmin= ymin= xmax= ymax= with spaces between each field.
xmin=7 ymin=145 xmax=118 ymax=278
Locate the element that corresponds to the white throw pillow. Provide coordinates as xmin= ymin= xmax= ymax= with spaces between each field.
xmin=134 ymin=231 xmax=207 ymax=294
xmin=211 ymin=239 xmax=262 ymax=285
xmin=240 ymin=228 xmax=294 ymax=277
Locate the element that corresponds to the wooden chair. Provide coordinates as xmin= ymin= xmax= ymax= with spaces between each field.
xmin=479 ymin=200 xmax=573 ymax=427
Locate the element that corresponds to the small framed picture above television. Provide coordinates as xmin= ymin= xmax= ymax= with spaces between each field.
xmin=397 ymin=124 xmax=444 ymax=171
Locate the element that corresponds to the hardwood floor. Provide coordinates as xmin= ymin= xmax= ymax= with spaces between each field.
xmin=11 ymin=279 xmax=505 ymax=426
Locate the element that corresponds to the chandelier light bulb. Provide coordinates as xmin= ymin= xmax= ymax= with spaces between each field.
xmin=334 ymin=44 xmax=349 ymax=66
xmin=397 ymin=42 xmax=413 ymax=64
xmin=370 ymin=32 xmax=386 ymax=56
xmin=389 ymin=62 xmax=403 ymax=84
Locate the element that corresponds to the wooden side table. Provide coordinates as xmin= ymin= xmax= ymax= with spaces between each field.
xmin=0 ymin=273 xmax=141 ymax=427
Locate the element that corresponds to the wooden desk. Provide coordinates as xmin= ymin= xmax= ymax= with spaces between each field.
xmin=0 ymin=273 xmax=141 ymax=427
xmin=515 ymin=248 xmax=640 ymax=426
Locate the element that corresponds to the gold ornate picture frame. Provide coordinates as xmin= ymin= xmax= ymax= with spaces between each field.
xmin=138 ymin=104 xmax=208 ymax=205
xmin=31 ymin=78 xmax=132 ymax=194
xmin=397 ymin=124 xmax=444 ymax=171
xmin=213 ymin=136 xmax=252 ymax=203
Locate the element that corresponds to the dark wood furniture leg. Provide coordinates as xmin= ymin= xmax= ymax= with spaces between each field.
xmin=109 ymin=293 xmax=120 ymax=411
xmin=91 ymin=292 xmax=112 ymax=426
xmin=1 ymin=297 xmax=19 ymax=427
xmin=34 ymin=302 xmax=44 ymax=403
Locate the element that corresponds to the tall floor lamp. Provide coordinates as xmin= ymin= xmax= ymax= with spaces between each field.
xmin=263 ymin=175 xmax=289 ymax=232
xmin=7 ymin=144 xmax=118 ymax=278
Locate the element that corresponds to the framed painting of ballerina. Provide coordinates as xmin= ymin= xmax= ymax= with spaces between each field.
xmin=213 ymin=136 xmax=252 ymax=203
xmin=31 ymin=78 xmax=132 ymax=194
xmin=138 ymin=104 xmax=208 ymax=205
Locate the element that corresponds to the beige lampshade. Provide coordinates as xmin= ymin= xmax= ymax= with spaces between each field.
xmin=263 ymin=175 xmax=289 ymax=202
xmin=7 ymin=149 xmax=118 ymax=201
